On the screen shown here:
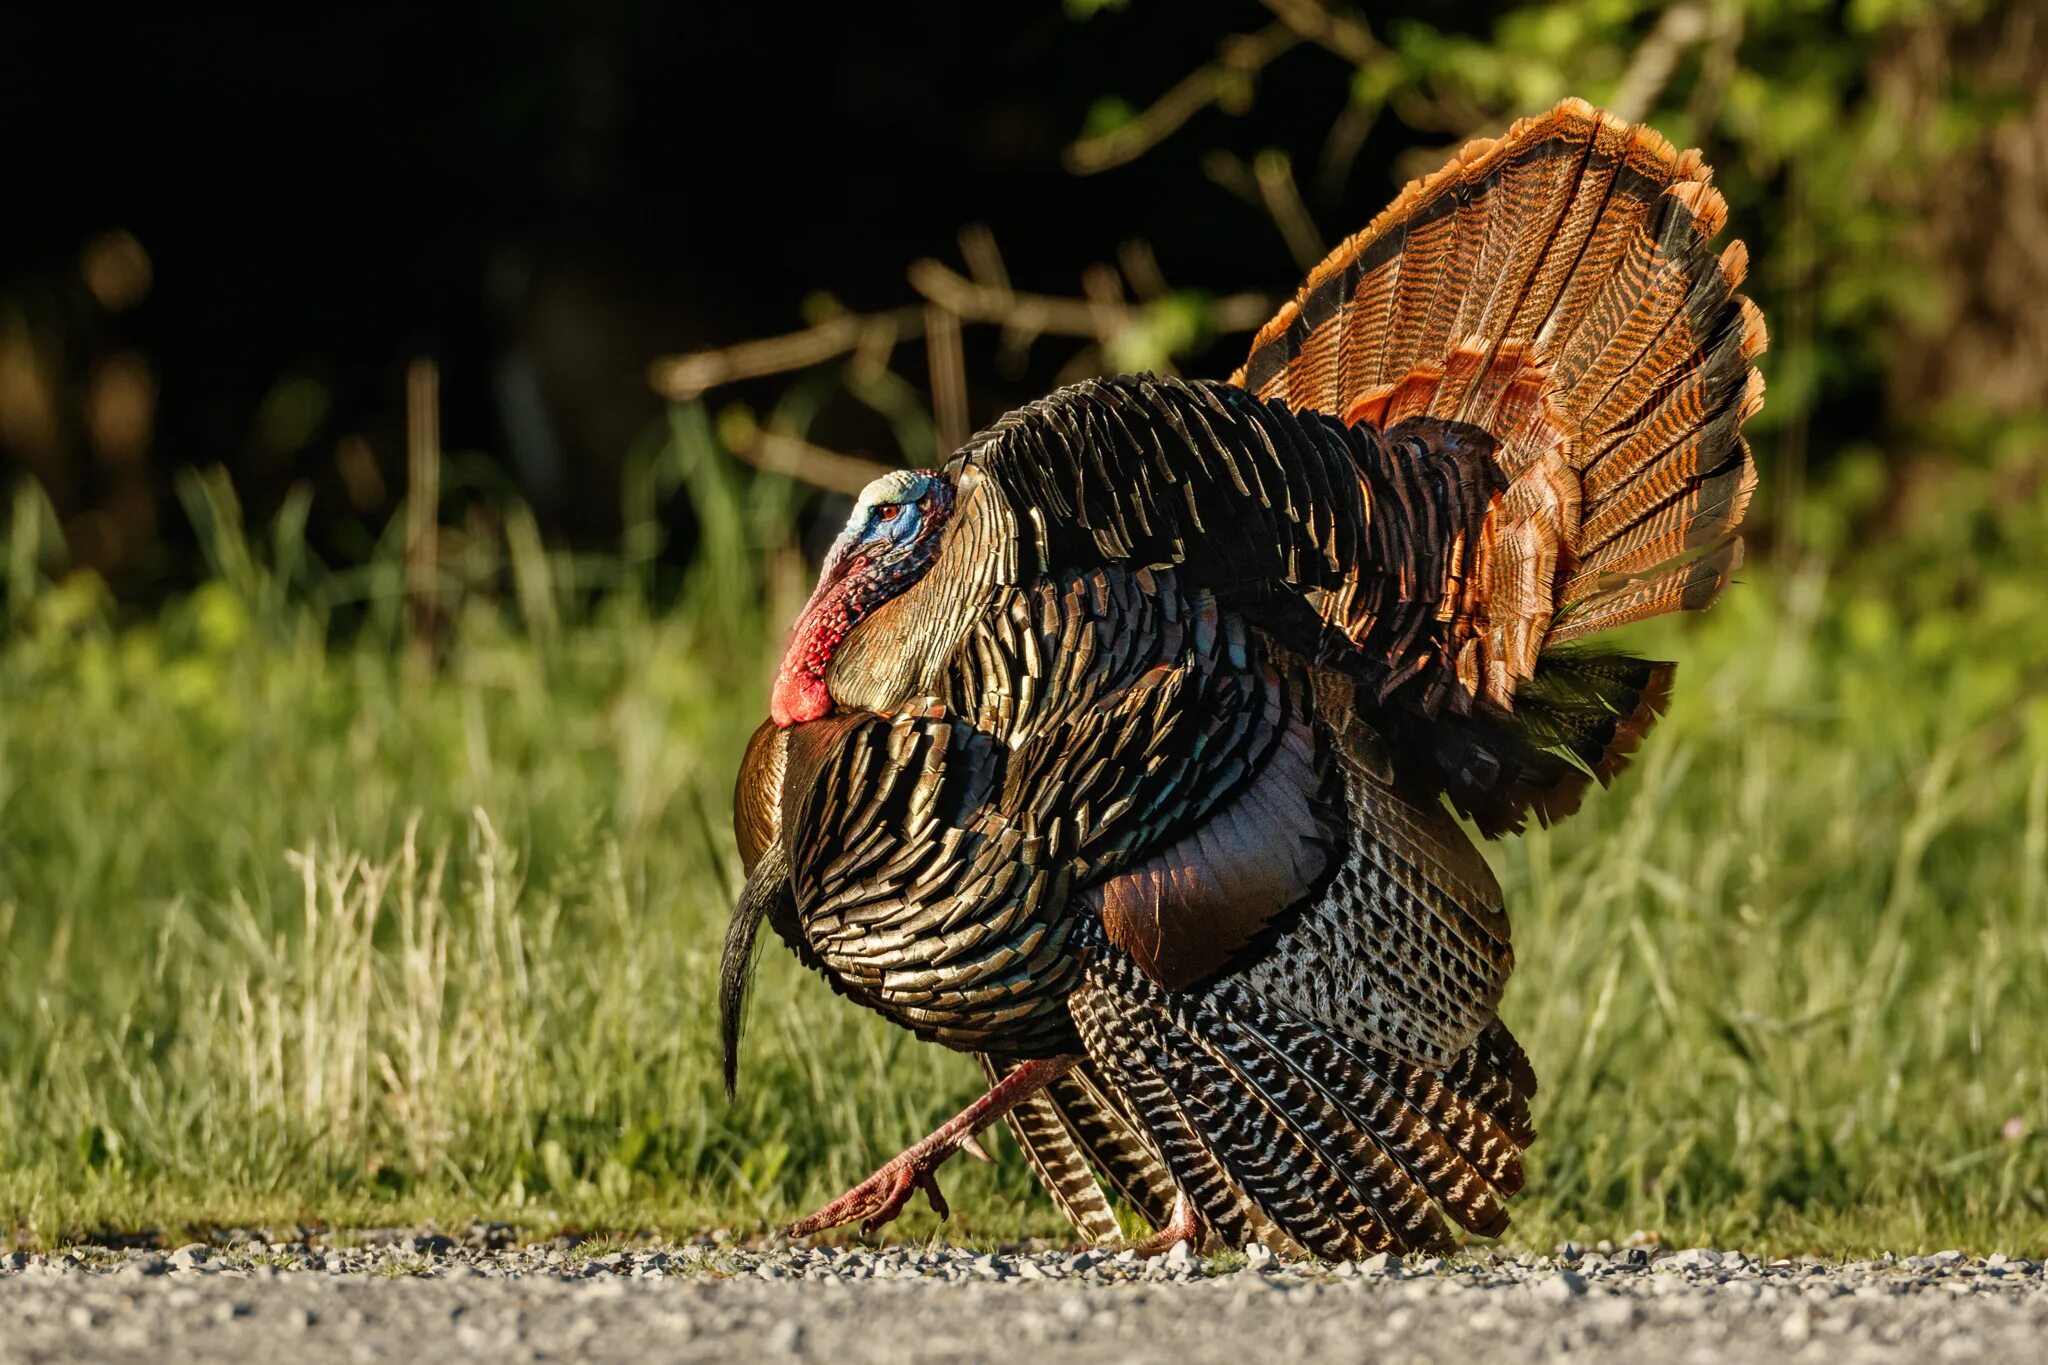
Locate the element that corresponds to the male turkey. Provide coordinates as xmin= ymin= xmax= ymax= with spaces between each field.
xmin=724 ymin=99 xmax=1766 ymax=1258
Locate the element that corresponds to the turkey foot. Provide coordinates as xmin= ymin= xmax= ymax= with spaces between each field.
xmin=785 ymin=1055 xmax=1081 ymax=1239
xmin=1130 ymin=1190 xmax=1205 ymax=1257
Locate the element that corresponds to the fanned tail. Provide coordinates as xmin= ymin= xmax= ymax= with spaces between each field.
xmin=1070 ymin=938 xmax=1537 ymax=1259
xmin=1236 ymin=99 xmax=1765 ymax=834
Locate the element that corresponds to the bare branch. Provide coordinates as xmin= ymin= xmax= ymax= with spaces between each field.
xmin=957 ymin=223 xmax=1012 ymax=299
xmin=908 ymin=258 xmax=1119 ymax=337
xmin=1254 ymin=150 xmax=1328 ymax=271
xmin=1203 ymin=150 xmax=1326 ymax=272
xmin=906 ymin=258 xmax=1272 ymax=339
xmin=1316 ymin=95 xmax=1380 ymax=198
xmin=648 ymin=307 xmax=925 ymax=401
xmin=1081 ymin=263 xmax=1127 ymax=341
xmin=1205 ymin=293 xmax=1279 ymax=335
xmin=847 ymin=315 xmax=901 ymax=385
xmin=1064 ymin=23 xmax=1301 ymax=176
xmin=647 ymin=233 xmax=1277 ymax=414
xmin=1117 ymin=240 xmax=1171 ymax=301
xmin=1257 ymin=0 xmax=1382 ymax=67
xmin=924 ymin=304 xmax=969 ymax=456
xmin=1608 ymin=3 xmax=1710 ymax=124
xmin=403 ymin=358 xmax=440 ymax=678
xmin=1201 ymin=149 xmax=1261 ymax=206
xmin=1389 ymin=83 xmax=1492 ymax=140
xmin=721 ymin=413 xmax=894 ymax=498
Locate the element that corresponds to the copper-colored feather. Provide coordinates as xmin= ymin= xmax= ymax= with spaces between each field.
xmin=734 ymin=719 xmax=786 ymax=875
xmin=1237 ymin=98 xmax=1766 ymax=724
xmin=1090 ymin=700 xmax=1328 ymax=991
xmin=976 ymin=1053 xmax=1125 ymax=1245
xmin=740 ymin=102 xmax=1762 ymax=1262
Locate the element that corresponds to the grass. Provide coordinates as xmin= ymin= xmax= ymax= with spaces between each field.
xmin=1 ymin=410 xmax=2045 ymax=1255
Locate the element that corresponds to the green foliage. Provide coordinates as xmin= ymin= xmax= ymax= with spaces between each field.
xmin=1082 ymin=95 xmax=1139 ymax=140
xmin=1070 ymin=1 xmax=2036 ymax=533
xmin=1103 ymin=292 xmax=1221 ymax=374
xmin=1 ymin=412 xmax=2045 ymax=1252
xmin=1 ymin=0 xmax=2037 ymax=1257
xmin=1361 ymin=0 xmax=2004 ymax=439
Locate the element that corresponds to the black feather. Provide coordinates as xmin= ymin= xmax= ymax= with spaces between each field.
xmin=721 ymin=841 xmax=791 ymax=1100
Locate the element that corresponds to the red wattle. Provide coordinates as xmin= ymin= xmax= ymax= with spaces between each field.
xmin=771 ymin=667 xmax=831 ymax=727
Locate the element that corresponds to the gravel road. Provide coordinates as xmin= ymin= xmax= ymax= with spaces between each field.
xmin=3 ymin=1233 xmax=2042 ymax=1363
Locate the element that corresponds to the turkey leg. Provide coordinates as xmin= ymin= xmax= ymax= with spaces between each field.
xmin=1130 ymin=1190 xmax=1205 ymax=1257
xmin=785 ymin=1055 xmax=1081 ymax=1238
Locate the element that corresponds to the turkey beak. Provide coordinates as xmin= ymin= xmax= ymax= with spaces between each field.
xmin=720 ymin=840 xmax=791 ymax=1101
xmin=809 ymin=531 xmax=863 ymax=596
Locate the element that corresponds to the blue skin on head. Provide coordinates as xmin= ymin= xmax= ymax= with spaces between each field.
xmin=772 ymin=470 xmax=954 ymax=726
xmin=820 ymin=470 xmax=939 ymax=576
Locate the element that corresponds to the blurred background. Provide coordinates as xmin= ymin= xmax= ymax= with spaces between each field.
xmin=1 ymin=0 xmax=2044 ymax=1251
xmin=10 ymin=0 xmax=2045 ymax=589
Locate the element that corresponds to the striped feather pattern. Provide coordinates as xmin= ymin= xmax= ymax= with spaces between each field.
xmin=1074 ymin=978 xmax=1398 ymax=1259
xmin=1071 ymin=931 xmax=1539 ymax=1258
xmin=735 ymin=102 xmax=1756 ymax=1258
xmin=1068 ymin=985 xmax=1273 ymax=1253
xmin=775 ymin=561 xmax=1334 ymax=1050
xmin=1231 ymin=740 xmax=1511 ymax=1066
xmin=976 ymin=1053 xmax=1124 ymax=1244
xmin=1044 ymin=1064 xmax=1184 ymax=1230
xmin=1208 ymin=983 xmax=1510 ymax=1239
xmin=951 ymin=377 xmax=1505 ymax=708
xmin=1236 ymin=98 xmax=1765 ymax=711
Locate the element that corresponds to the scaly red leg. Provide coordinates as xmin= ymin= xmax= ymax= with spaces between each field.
xmin=1130 ymin=1190 xmax=1205 ymax=1257
xmin=785 ymin=1055 xmax=1081 ymax=1239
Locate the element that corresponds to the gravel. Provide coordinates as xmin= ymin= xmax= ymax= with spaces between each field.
xmin=2 ymin=1231 xmax=2043 ymax=1362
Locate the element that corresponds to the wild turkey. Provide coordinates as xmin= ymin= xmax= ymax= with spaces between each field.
xmin=723 ymin=99 xmax=1766 ymax=1257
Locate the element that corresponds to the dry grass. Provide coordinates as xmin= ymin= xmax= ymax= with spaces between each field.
xmin=1 ymin=413 xmax=2044 ymax=1254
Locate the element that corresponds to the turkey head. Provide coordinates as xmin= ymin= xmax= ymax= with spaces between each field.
xmin=770 ymin=468 xmax=954 ymax=726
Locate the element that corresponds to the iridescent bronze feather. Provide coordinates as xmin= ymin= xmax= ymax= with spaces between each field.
xmin=728 ymin=100 xmax=1764 ymax=1255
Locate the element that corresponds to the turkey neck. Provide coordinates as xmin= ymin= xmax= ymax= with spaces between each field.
xmin=826 ymin=472 xmax=1009 ymax=715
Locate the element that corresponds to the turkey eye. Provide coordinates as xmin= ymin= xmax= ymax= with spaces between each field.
xmin=875 ymin=505 xmax=903 ymax=522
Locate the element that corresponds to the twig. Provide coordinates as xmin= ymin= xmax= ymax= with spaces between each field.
xmin=736 ymin=429 xmax=894 ymax=498
xmin=1608 ymin=3 xmax=1710 ymax=124
xmin=956 ymin=223 xmax=1012 ymax=300
xmin=1389 ymin=83 xmax=1492 ymax=140
xmin=646 ymin=226 xmax=1278 ymax=461
xmin=719 ymin=405 xmax=894 ymax=497
xmin=1256 ymin=0 xmax=1382 ymax=66
xmin=1201 ymin=149 xmax=1261 ymax=206
xmin=1254 ymin=150 xmax=1328 ymax=271
xmin=403 ymin=358 xmax=439 ymax=677
xmin=649 ymin=307 xmax=925 ymax=401
xmin=1207 ymin=148 xmax=1328 ymax=273
xmin=1064 ymin=23 xmax=1301 ymax=175
xmin=958 ymin=225 xmax=1034 ymax=376
xmin=1117 ymin=240 xmax=1171 ymax=301
xmin=1081 ymin=263 xmax=1126 ymax=342
xmin=847 ymin=313 xmax=901 ymax=385
xmin=906 ymin=258 xmax=1273 ymax=337
xmin=923 ymin=304 xmax=969 ymax=457
xmin=1316 ymin=94 xmax=1381 ymax=198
